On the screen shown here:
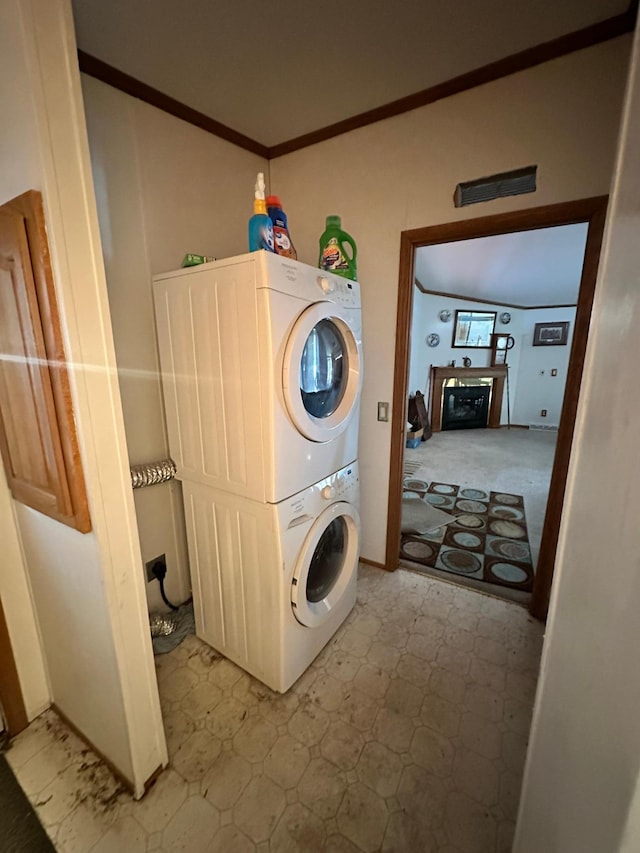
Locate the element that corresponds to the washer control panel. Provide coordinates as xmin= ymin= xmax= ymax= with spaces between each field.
xmin=326 ymin=464 xmax=359 ymax=499
xmin=282 ymin=462 xmax=360 ymax=529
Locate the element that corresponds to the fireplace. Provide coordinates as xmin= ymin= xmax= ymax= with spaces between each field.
xmin=442 ymin=385 xmax=491 ymax=430
xmin=429 ymin=365 xmax=508 ymax=432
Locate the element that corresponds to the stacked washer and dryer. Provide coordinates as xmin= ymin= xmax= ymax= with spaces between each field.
xmin=153 ymin=251 xmax=363 ymax=692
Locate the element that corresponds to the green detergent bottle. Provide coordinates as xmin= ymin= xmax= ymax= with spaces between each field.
xmin=318 ymin=215 xmax=357 ymax=281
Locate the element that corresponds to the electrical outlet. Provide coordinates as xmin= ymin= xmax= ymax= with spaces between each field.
xmin=540 ymin=409 xmax=547 ymax=417
xmin=145 ymin=554 xmax=166 ymax=582
xmin=551 ymin=368 xmax=558 ymax=377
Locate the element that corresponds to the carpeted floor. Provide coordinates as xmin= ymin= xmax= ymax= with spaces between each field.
xmin=403 ymin=429 xmax=556 ymax=568
xmin=0 ymin=753 xmax=55 ymax=852
xmin=400 ymin=478 xmax=533 ymax=593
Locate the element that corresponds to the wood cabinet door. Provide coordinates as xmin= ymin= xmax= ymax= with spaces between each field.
xmin=0 ymin=192 xmax=90 ymax=532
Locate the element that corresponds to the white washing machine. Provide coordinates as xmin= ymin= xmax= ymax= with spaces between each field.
xmin=153 ymin=252 xmax=362 ymax=503
xmin=181 ymin=462 xmax=360 ymax=693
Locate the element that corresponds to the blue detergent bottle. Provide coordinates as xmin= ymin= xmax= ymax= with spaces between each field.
xmin=248 ymin=172 xmax=275 ymax=252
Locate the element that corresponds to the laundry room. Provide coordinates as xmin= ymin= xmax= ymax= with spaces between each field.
xmin=70 ymin=37 xmax=621 ymax=846
xmin=1 ymin=1 xmax=637 ymax=850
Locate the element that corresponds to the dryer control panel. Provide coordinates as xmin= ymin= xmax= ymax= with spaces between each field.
xmin=256 ymin=252 xmax=361 ymax=309
xmin=315 ymin=275 xmax=360 ymax=308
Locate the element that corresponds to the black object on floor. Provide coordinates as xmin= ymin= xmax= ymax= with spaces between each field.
xmin=0 ymin=752 xmax=55 ymax=852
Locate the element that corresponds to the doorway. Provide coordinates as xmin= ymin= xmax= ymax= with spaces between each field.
xmin=387 ymin=197 xmax=608 ymax=620
xmin=400 ymin=224 xmax=586 ymax=604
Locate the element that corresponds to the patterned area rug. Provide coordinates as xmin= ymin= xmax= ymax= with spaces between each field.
xmin=400 ymin=479 xmax=534 ymax=592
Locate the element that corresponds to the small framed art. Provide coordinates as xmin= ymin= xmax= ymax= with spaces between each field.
xmin=532 ymin=322 xmax=570 ymax=347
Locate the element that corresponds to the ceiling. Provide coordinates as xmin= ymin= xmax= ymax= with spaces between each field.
xmin=414 ymin=223 xmax=589 ymax=307
xmin=70 ymin=0 xmax=628 ymax=149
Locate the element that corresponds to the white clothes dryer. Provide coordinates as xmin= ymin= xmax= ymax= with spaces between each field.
xmin=181 ymin=462 xmax=360 ymax=693
xmin=153 ymin=252 xmax=362 ymax=503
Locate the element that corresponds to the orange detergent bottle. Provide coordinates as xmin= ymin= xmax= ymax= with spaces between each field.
xmin=266 ymin=195 xmax=297 ymax=259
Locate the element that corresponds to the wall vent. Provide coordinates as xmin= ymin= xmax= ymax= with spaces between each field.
xmin=454 ymin=166 xmax=537 ymax=207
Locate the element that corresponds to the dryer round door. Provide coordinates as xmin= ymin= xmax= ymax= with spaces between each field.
xmin=282 ymin=303 xmax=362 ymax=442
xmin=291 ymin=502 xmax=360 ymax=628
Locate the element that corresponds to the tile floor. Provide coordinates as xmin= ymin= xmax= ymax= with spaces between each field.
xmin=7 ymin=565 xmax=544 ymax=852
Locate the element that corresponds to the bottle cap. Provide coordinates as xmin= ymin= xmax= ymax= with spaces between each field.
xmin=326 ymin=215 xmax=342 ymax=227
xmin=254 ymin=172 xmax=266 ymax=201
xmin=266 ymin=195 xmax=281 ymax=207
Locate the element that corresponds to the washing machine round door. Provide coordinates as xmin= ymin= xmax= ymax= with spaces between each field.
xmin=283 ymin=303 xmax=362 ymax=442
xmin=291 ymin=502 xmax=360 ymax=628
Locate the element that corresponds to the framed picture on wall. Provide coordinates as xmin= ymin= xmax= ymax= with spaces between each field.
xmin=452 ymin=310 xmax=496 ymax=348
xmin=532 ymin=321 xmax=570 ymax=347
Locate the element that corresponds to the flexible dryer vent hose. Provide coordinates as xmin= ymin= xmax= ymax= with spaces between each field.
xmin=130 ymin=458 xmax=177 ymax=490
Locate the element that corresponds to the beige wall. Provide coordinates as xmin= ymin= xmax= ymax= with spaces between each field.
xmin=270 ymin=36 xmax=631 ymax=563
xmin=516 ymin=26 xmax=640 ymax=851
xmin=0 ymin=0 xmax=166 ymax=794
xmin=81 ymin=38 xmax=631 ymax=575
xmin=0 ymin=0 xmax=51 ymax=721
xmin=82 ymin=75 xmax=268 ymax=610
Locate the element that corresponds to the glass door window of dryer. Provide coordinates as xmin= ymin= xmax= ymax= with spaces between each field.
xmin=300 ymin=320 xmax=347 ymax=419
xmin=306 ymin=515 xmax=347 ymax=602
xmin=283 ymin=303 xmax=362 ymax=442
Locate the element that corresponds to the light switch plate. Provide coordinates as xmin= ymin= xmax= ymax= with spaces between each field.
xmin=377 ymin=402 xmax=389 ymax=422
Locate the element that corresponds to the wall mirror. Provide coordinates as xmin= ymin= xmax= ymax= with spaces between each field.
xmin=452 ymin=310 xmax=497 ymax=348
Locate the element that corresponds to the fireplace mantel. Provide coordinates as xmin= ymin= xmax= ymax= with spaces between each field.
xmin=430 ymin=365 xmax=508 ymax=432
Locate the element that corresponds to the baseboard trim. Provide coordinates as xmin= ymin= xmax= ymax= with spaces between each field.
xmin=143 ymin=763 xmax=165 ymax=797
xmin=359 ymin=556 xmax=393 ymax=572
xmin=51 ymin=703 xmax=137 ymax=796
xmin=502 ymin=423 xmax=529 ymax=429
